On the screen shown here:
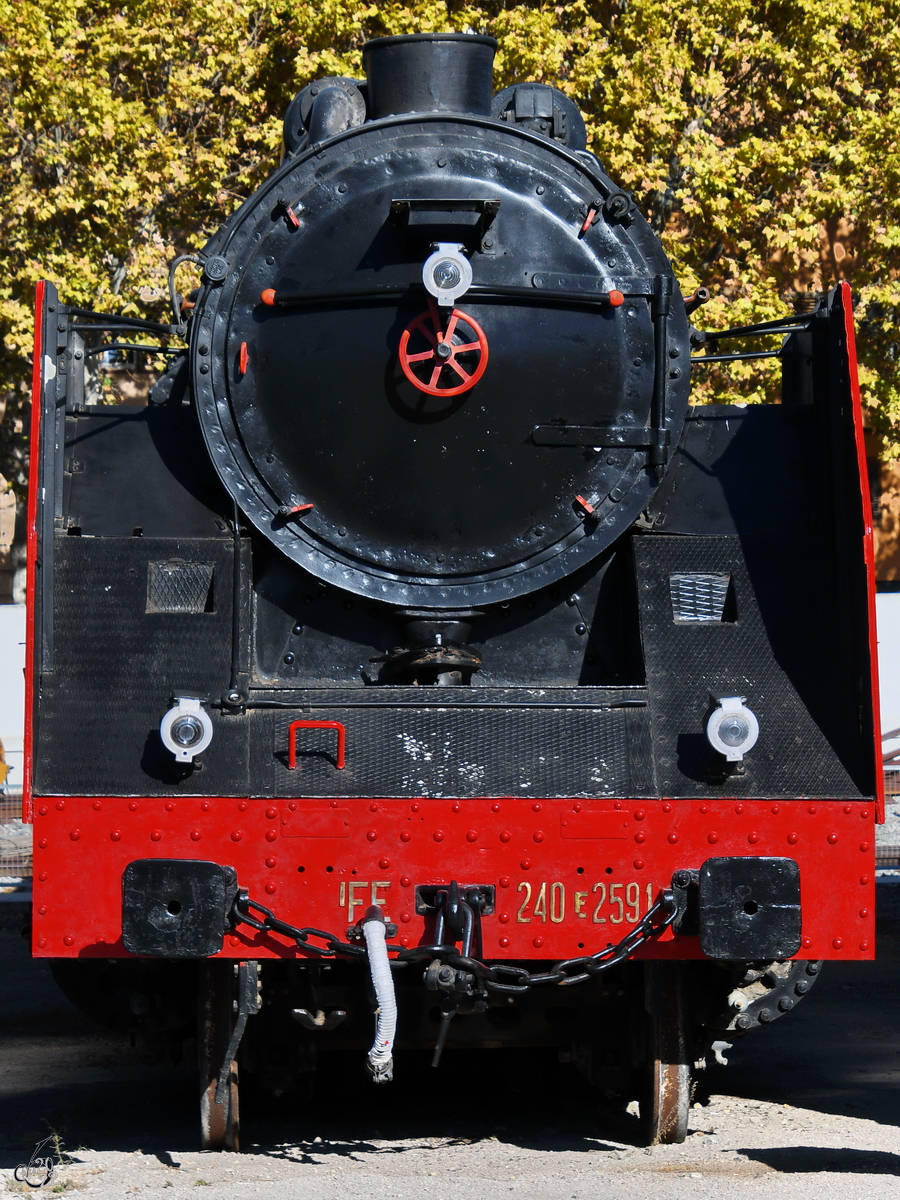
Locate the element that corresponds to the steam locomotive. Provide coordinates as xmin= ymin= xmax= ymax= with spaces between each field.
xmin=26 ymin=32 xmax=881 ymax=1150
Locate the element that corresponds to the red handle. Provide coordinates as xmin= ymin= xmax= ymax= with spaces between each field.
xmin=288 ymin=720 xmax=346 ymax=771
xmin=398 ymin=300 xmax=489 ymax=397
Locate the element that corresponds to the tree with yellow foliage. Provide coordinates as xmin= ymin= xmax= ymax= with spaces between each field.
xmin=0 ymin=0 xmax=898 ymax=502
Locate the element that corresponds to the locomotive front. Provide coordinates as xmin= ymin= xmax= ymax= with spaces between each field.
xmin=189 ymin=32 xmax=691 ymax=618
xmin=26 ymin=33 xmax=881 ymax=1151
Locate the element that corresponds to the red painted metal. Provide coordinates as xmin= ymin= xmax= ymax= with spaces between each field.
xmin=22 ymin=281 xmax=46 ymax=825
xmin=30 ymin=796 xmax=875 ymax=961
xmin=260 ymin=289 xmax=277 ymax=307
xmin=238 ymin=342 xmax=249 ymax=376
xmin=287 ymin=721 xmax=346 ymax=771
xmin=398 ymin=301 xmax=489 ymax=396
xmin=840 ymin=281 xmax=884 ymax=824
xmin=579 ymin=207 xmax=597 ymax=236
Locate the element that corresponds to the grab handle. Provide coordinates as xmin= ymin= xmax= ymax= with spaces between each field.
xmin=287 ymin=720 xmax=346 ymax=771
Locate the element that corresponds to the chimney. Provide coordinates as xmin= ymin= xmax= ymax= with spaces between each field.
xmin=362 ymin=32 xmax=498 ymax=120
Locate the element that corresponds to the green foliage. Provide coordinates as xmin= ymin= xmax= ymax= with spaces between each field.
xmin=0 ymin=0 xmax=898 ymax=485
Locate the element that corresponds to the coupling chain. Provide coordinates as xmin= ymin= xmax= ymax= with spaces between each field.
xmin=229 ymin=887 xmax=677 ymax=990
xmin=230 ymin=890 xmax=368 ymax=959
xmin=395 ymin=889 xmax=677 ymax=991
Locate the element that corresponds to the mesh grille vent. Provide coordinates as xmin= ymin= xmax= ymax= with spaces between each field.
xmin=146 ymin=560 xmax=215 ymax=614
xmin=669 ymin=572 xmax=731 ymax=623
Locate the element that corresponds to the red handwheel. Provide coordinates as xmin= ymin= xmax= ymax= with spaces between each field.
xmin=399 ymin=299 xmax=489 ymax=396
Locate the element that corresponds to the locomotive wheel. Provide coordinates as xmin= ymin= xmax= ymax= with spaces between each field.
xmin=198 ymin=961 xmax=240 ymax=1151
xmin=640 ymin=961 xmax=690 ymax=1145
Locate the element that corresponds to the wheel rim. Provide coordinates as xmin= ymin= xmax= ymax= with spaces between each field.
xmin=641 ymin=961 xmax=690 ymax=1145
xmin=198 ymin=960 xmax=240 ymax=1152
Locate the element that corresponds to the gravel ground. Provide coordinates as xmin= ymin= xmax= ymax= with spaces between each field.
xmin=2 ymin=883 xmax=900 ymax=1199
xmin=877 ymin=799 xmax=900 ymax=845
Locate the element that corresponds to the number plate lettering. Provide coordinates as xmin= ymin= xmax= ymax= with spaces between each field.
xmin=514 ymin=879 xmax=654 ymax=924
xmin=336 ymin=879 xmax=656 ymax=928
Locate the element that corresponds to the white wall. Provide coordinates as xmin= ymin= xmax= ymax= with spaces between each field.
xmin=0 ymin=604 xmax=25 ymax=794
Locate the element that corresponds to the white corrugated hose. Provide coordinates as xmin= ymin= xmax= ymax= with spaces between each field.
xmin=363 ymin=912 xmax=397 ymax=1082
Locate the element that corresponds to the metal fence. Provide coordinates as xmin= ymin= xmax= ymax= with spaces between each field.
xmin=0 ymin=796 xmax=30 ymax=901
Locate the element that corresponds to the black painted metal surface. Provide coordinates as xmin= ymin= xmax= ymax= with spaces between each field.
xmin=634 ymin=534 xmax=868 ymax=798
xmin=698 ymin=856 xmax=802 ymax=960
xmin=259 ymin=698 xmax=652 ymax=799
xmin=363 ymin=33 xmax=498 ymax=119
xmin=63 ymin=398 xmax=230 ymax=538
xmin=122 ymin=859 xmax=237 ymax=957
xmin=645 ymin=404 xmax=821 ymax=536
xmin=34 ymin=394 xmax=872 ymax=801
xmin=190 ymin=35 xmax=692 ymax=609
xmin=34 ymin=536 xmax=251 ymax=797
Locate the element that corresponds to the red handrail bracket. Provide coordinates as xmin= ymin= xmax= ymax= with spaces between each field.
xmin=287 ymin=720 xmax=347 ymax=771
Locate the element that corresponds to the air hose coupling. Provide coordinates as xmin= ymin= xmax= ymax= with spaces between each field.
xmin=362 ymin=905 xmax=398 ymax=1083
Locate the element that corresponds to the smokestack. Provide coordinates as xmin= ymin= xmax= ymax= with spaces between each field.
xmin=362 ymin=33 xmax=498 ymax=120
